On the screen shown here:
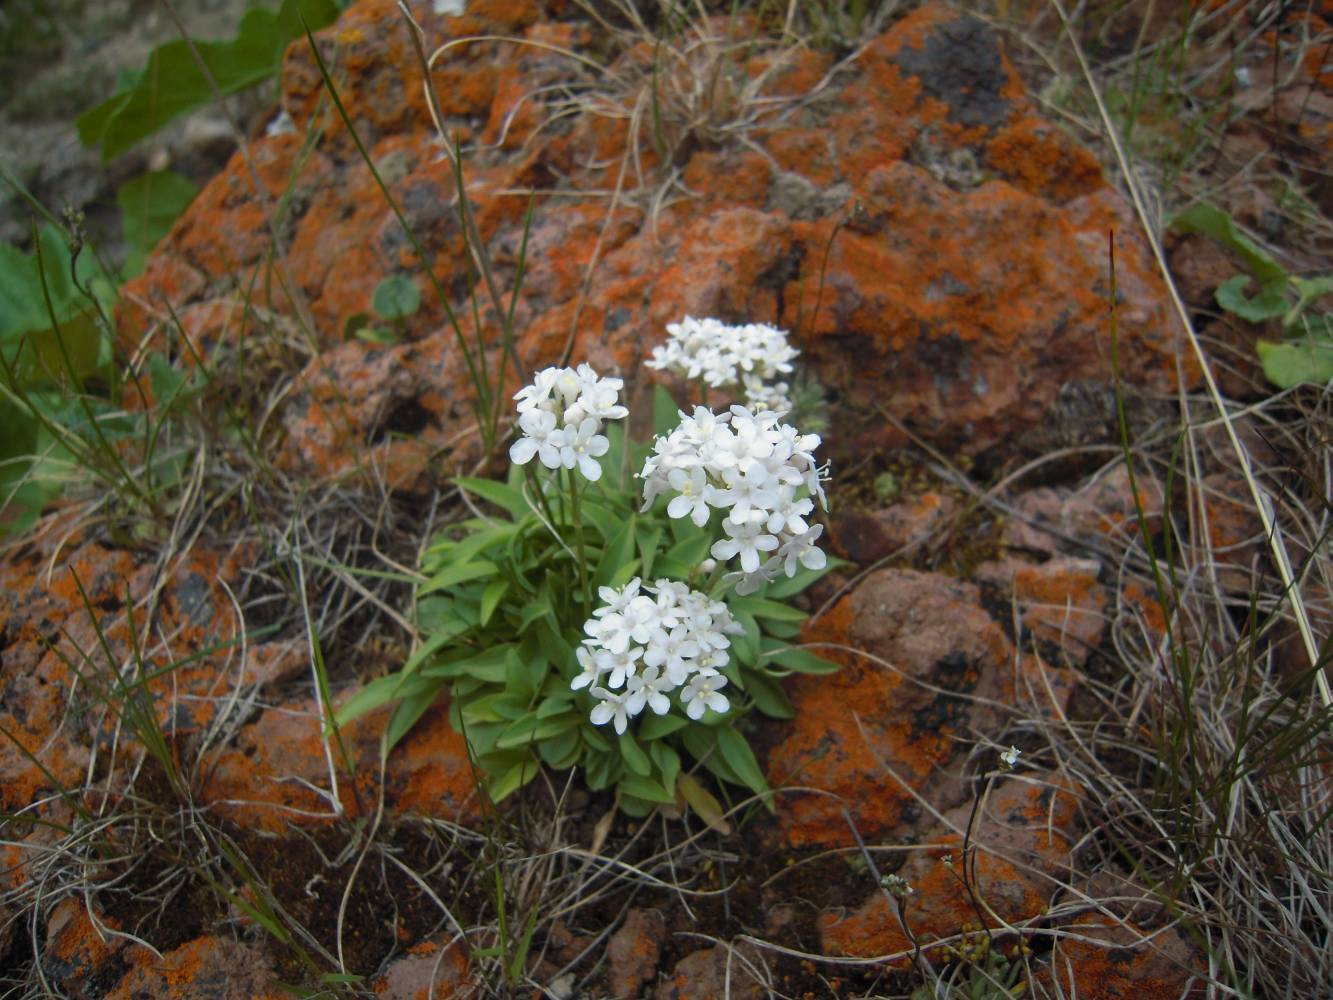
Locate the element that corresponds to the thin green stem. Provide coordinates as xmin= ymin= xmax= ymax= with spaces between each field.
xmin=567 ymin=468 xmax=591 ymax=619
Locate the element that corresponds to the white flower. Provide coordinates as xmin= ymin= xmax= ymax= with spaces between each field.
xmin=711 ymin=517 xmax=779 ymax=574
xmin=681 ymin=671 xmax=730 ymax=720
xmin=1000 ymin=745 xmax=1021 ymax=769
xmin=625 ymin=666 xmax=673 ymax=715
xmin=571 ymin=646 xmax=604 ymax=691
xmin=776 ymin=523 xmax=826 ymax=576
xmin=666 ymin=466 xmax=716 ymax=527
xmin=508 ymin=364 xmax=626 ymax=481
xmin=558 ymin=417 xmax=610 ymax=481
xmin=589 ymin=686 xmax=642 ymax=735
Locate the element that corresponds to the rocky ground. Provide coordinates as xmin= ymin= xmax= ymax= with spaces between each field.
xmin=2 ymin=1 xmax=1330 ymax=998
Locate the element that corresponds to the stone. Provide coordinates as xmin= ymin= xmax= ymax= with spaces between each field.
xmin=767 ymin=569 xmax=1045 ymax=849
xmin=830 ymin=493 xmax=957 ymax=565
xmin=606 ymin=908 xmax=666 ymax=999
xmin=819 ymin=772 xmax=1083 ymax=965
xmin=103 ymin=936 xmax=286 ymax=1000
xmin=655 ymin=943 xmax=766 ymax=1000
xmin=1034 ymin=916 xmax=1205 ymax=999
xmin=374 ymin=937 xmax=473 ymax=999
xmin=976 ymin=556 xmax=1108 ymax=665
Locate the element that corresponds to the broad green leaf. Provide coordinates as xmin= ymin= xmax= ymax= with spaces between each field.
xmin=637 ymin=713 xmax=689 ymax=741
xmin=386 ymin=677 xmax=446 ymax=748
xmin=1256 ymin=335 xmax=1333 ymax=388
xmin=619 ymin=773 xmax=675 ymax=803
xmin=371 ymin=274 xmax=420 ymax=320
xmin=681 ymin=727 xmax=741 ymax=786
xmin=652 ymin=382 xmax=681 ymax=438
xmin=456 ymin=476 xmax=528 ymax=517
xmin=649 ymin=741 xmax=681 ymax=793
xmin=743 ymin=670 xmax=794 ymax=719
xmin=537 ymin=726 xmax=580 ymax=767
xmin=479 ymin=578 xmax=508 ymax=626
xmin=761 ymin=642 xmax=841 ymax=675
xmin=595 ymin=518 xmax=637 ymax=588
xmin=76 ymin=0 xmax=342 ymax=161
xmin=635 ymin=522 xmax=663 ymax=579
xmin=619 ymin=731 xmax=651 ymax=777
xmin=419 ymin=559 xmax=497 ymax=596
xmin=335 ymin=671 xmax=420 ymax=726
xmin=715 ymin=728 xmax=769 ymax=797
xmin=1216 ymin=274 xmax=1287 ymax=323
xmin=585 ymin=748 xmax=621 ymax=790
xmin=764 ymin=559 xmax=839 ymax=599
xmin=488 ymin=755 xmax=540 ymax=801
xmin=619 ymin=792 xmax=656 ymax=817
xmin=117 ymin=170 xmax=197 ymax=275
xmin=1172 ymin=204 xmax=1285 ymax=284
xmin=728 ymin=595 xmax=808 ymax=623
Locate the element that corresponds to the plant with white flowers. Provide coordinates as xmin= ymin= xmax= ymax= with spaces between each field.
xmin=646 ymin=316 xmax=799 ymax=416
xmin=639 ymin=404 xmax=829 ymax=595
xmin=340 ymin=351 xmax=839 ymax=820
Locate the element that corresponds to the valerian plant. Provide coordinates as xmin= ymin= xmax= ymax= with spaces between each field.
xmin=340 ymin=321 xmax=839 ymax=818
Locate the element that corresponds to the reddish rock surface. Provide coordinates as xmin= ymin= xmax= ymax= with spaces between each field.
xmin=766 ymin=568 xmax=1076 ymax=849
xmin=607 ymin=908 xmax=666 ymax=999
xmin=830 ymin=492 xmax=957 ymax=565
xmin=655 ymin=943 xmax=767 ymax=1000
xmin=819 ymin=772 xmax=1083 ymax=965
xmin=115 ymin=0 xmax=1186 ymax=484
xmin=977 ymin=556 xmax=1109 ymax=665
xmin=1035 ymin=916 xmax=1205 ymax=999
xmin=374 ymin=938 xmax=474 ymax=999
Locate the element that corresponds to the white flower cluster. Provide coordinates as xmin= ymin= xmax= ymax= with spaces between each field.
xmin=509 ymin=364 xmax=628 ymax=481
xmin=576 ymin=578 xmax=743 ymax=733
xmin=646 ymin=316 xmax=799 ymax=415
xmin=640 ymin=406 xmax=829 ymax=595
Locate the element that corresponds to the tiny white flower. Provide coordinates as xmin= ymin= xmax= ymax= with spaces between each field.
xmin=1000 ymin=745 xmax=1021 ymax=769
xmin=681 ymin=671 xmax=730 ymax=720
xmin=712 ymin=517 xmax=779 ymax=574
xmin=625 ymin=666 xmax=673 ymax=715
xmin=589 ymin=686 xmax=641 ymax=735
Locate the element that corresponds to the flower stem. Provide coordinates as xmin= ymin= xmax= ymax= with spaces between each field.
xmin=566 ymin=468 xmax=591 ymax=620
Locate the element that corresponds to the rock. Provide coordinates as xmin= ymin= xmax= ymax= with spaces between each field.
xmin=819 ymin=772 xmax=1083 ymax=964
xmin=655 ymin=943 xmax=766 ymax=1000
xmin=607 ymin=908 xmax=666 ymax=998
xmin=977 ymin=557 xmax=1108 ymax=665
xmin=1003 ymin=464 xmax=1165 ymax=556
xmin=1034 ymin=916 xmax=1205 ymax=999
xmin=374 ymin=937 xmax=472 ymax=1000
xmin=42 ymin=899 xmax=138 ymax=1000
xmin=115 ymin=0 xmax=1188 ymax=484
xmin=103 ymin=935 xmax=285 ymax=1000
xmin=830 ymin=493 xmax=957 ymax=565
xmin=767 ymin=569 xmax=1061 ymax=849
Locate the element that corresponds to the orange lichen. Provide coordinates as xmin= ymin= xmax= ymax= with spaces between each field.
xmin=986 ymin=117 xmax=1104 ymax=202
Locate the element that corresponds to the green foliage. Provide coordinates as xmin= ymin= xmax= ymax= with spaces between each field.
xmin=338 ymin=385 xmax=839 ymax=816
xmin=1173 ymin=204 xmax=1333 ymax=389
xmin=118 ymin=170 xmax=198 ymax=276
xmin=372 ymin=274 xmax=421 ymax=322
xmin=76 ymin=0 xmax=343 ymax=162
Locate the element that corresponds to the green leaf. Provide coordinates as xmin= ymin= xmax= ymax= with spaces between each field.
xmin=371 ymin=274 xmax=421 ymax=320
xmin=419 ymin=559 xmax=498 ymax=596
xmin=764 ymin=559 xmax=840 ymax=599
xmin=649 ymin=741 xmax=681 ymax=793
xmin=681 ymin=727 xmax=741 ymax=785
xmin=637 ymin=713 xmax=689 ymax=741
xmin=715 ymin=728 xmax=769 ymax=797
xmin=619 ymin=773 xmax=675 ymax=803
xmin=117 ymin=170 xmax=197 ymax=275
xmin=537 ymin=725 xmax=580 ymax=768
xmin=619 ymin=731 xmax=652 ymax=777
xmin=595 ymin=518 xmax=637 ymax=588
xmin=479 ymin=578 xmax=508 ymax=626
xmin=386 ymin=677 xmax=445 ymax=749
xmin=761 ymin=642 xmax=841 ymax=675
xmin=743 ymin=671 xmax=794 ymax=718
xmin=1256 ymin=335 xmax=1333 ymax=388
xmin=1172 ymin=203 xmax=1286 ymax=285
xmin=456 ymin=476 xmax=528 ymax=517
xmin=334 ymin=671 xmax=415 ymax=726
xmin=635 ymin=522 xmax=663 ymax=579
xmin=76 ymin=0 xmax=342 ymax=161
xmin=652 ymin=383 xmax=681 ymax=438
xmin=488 ymin=755 xmax=540 ymax=801
xmin=728 ymin=595 xmax=808 ymax=624
xmin=1216 ymin=274 xmax=1288 ymax=323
